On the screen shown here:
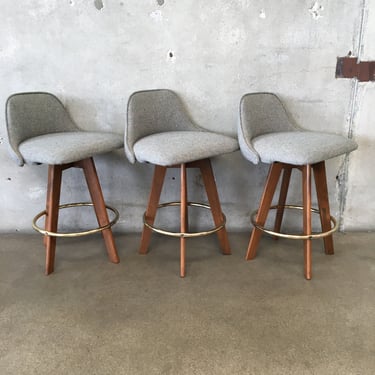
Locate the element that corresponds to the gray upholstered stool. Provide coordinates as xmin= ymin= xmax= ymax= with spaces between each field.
xmin=126 ymin=89 xmax=239 ymax=277
xmin=6 ymin=92 xmax=124 ymax=274
xmin=238 ymin=92 xmax=358 ymax=280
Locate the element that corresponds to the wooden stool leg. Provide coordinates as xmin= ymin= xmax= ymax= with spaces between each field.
xmin=199 ymin=159 xmax=231 ymax=255
xmin=45 ymin=165 xmax=63 ymax=275
xmin=81 ymin=158 xmax=119 ymax=264
xmin=180 ymin=164 xmax=187 ymax=277
xmin=139 ymin=165 xmax=167 ymax=254
xmin=302 ymin=165 xmax=312 ymax=280
xmin=313 ymin=161 xmax=334 ymax=255
xmin=246 ymin=162 xmax=283 ymax=260
xmin=273 ymin=166 xmax=292 ymax=237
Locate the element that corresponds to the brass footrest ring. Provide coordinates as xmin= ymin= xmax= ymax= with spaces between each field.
xmin=143 ymin=201 xmax=226 ymax=238
xmin=32 ymin=202 xmax=119 ymax=237
xmin=251 ymin=205 xmax=338 ymax=240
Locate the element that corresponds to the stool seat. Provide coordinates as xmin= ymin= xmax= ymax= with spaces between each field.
xmin=134 ymin=131 xmax=238 ymax=166
xmin=252 ymin=131 xmax=357 ymax=165
xmin=19 ymin=131 xmax=123 ymax=165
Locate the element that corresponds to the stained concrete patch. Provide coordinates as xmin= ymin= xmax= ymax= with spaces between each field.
xmin=94 ymin=0 xmax=104 ymax=11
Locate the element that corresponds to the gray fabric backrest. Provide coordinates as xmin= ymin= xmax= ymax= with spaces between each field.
xmin=238 ymin=92 xmax=299 ymax=164
xmin=125 ymin=89 xmax=200 ymax=163
xmin=6 ymin=92 xmax=78 ymax=166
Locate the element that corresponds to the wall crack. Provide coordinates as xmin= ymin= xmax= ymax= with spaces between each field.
xmin=337 ymin=0 xmax=368 ymax=230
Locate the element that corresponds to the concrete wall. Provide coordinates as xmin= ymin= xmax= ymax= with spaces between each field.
xmin=0 ymin=0 xmax=372 ymax=234
xmin=344 ymin=1 xmax=375 ymax=231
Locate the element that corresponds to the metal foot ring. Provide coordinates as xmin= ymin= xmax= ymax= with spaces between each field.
xmin=251 ymin=204 xmax=338 ymax=240
xmin=32 ymin=202 xmax=119 ymax=237
xmin=143 ymin=201 xmax=226 ymax=238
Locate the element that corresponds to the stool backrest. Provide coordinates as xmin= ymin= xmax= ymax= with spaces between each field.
xmin=6 ymin=92 xmax=78 ymax=166
xmin=238 ymin=92 xmax=299 ymax=164
xmin=126 ymin=89 xmax=200 ymax=163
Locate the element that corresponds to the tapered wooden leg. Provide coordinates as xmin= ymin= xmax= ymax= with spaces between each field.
xmin=45 ymin=165 xmax=63 ymax=275
xmin=246 ymin=162 xmax=283 ymax=260
xmin=180 ymin=164 xmax=187 ymax=277
xmin=302 ymin=165 xmax=312 ymax=280
xmin=313 ymin=161 xmax=334 ymax=255
xmin=199 ymin=159 xmax=231 ymax=255
xmin=273 ymin=166 xmax=292 ymax=237
xmin=81 ymin=158 xmax=119 ymax=264
xmin=139 ymin=165 xmax=167 ymax=254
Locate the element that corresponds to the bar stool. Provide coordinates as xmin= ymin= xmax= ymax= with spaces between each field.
xmin=125 ymin=89 xmax=239 ymax=277
xmin=238 ymin=92 xmax=358 ymax=279
xmin=5 ymin=92 xmax=123 ymax=274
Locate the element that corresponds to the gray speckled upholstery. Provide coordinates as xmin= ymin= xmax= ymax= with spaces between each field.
xmin=252 ymin=131 xmax=357 ymax=165
xmin=239 ymin=93 xmax=357 ymax=165
xmin=19 ymin=132 xmax=124 ymax=165
xmin=134 ymin=131 xmax=239 ymax=166
xmin=126 ymin=89 xmax=239 ymax=165
xmin=6 ymin=92 xmax=123 ymax=166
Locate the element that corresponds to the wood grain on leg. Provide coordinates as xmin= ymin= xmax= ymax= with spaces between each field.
xmin=45 ymin=164 xmax=63 ymax=275
xmin=199 ymin=159 xmax=231 ymax=255
xmin=139 ymin=165 xmax=167 ymax=254
xmin=313 ymin=161 xmax=334 ymax=255
xmin=180 ymin=164 xmax=187 ymax=277
xmin=273 ymin=166 xmax=292 ymax=237
xmin=81 ymin=158 xmax=119 ymax=264
xmin=246 ymin=162 xmax=283 ymax=260
xmin=302 ymin=164 xmax=312 ymax=280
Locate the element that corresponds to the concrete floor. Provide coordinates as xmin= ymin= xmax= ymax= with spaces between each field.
xmin=0 ymin=231 xmax=374 ymax=374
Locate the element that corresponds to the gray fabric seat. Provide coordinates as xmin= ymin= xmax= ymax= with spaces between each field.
xmin=133 ymin=130 xmax=238 ymax=166
xmin=238 ymin=92 xmax=358 ymax=280
xmin=252 ymin=131 xmax=357 ymax=165
xmin=238 ymin=93 xmax=357 ymax=165
xmin=125 ymin=89 xmax=239 ymax=277
xmin=19 ymin=131 xmax=123 ymax=165
xmin=5 ymin=92 xmax=123 ymax=275
xmin=6 ymin=92 xmax=123 ymax=166
xmin=126 ymin=89 xmax=238 ymax=165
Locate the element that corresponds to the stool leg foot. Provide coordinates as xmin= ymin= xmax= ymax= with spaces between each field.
xmin=199 ymin=159 xmax=231 ymax=255
xmin=81 ymin=158 xmax=120 ymax=264
xmin=45 ymin=165 xmax=62 ymax=275
xmin=246 ymin=162 xmax=283 ymax=260
xmin=303 ymin=165 xmax=312 ymax=280
xmin=313 ymin=161 xmax=334 ymax=255
xmin=140 ymin=165 xmax=167 ymax=254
